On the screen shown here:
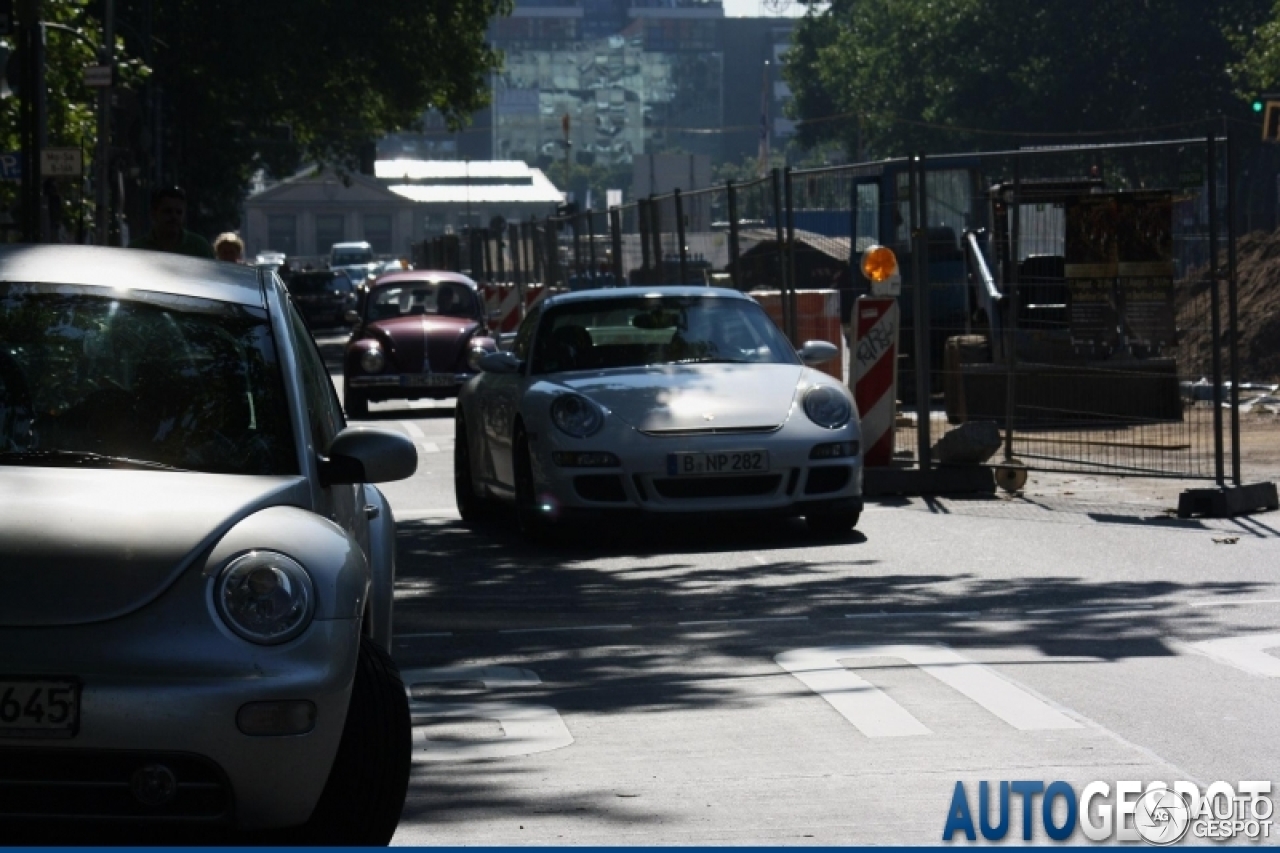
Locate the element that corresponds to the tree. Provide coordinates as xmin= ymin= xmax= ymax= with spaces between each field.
xmin=784 ymin=0 xmax=1270 ymax=159
xmin=119 ymin=0 xmax=510 ymax=235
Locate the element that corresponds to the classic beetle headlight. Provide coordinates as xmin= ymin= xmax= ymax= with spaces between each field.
xmin=215 ymin=551 xmax=315 ymax=645
xmin=550 ymin=394 xmax=604 ymax=437
xmin=360 ymin=347 xmax=385 ymax=373
xmin=803 ymin=385 xmax=853 ymax=429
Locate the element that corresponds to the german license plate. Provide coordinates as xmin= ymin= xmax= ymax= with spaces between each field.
xmin=0 ymin=679 xmax=80 ymax=738
xmin=667 ymin=450 xmax=769 ymax=476
xmin=402 ymin=374 xmax=455 ymax=388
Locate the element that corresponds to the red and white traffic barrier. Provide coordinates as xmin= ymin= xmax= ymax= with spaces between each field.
xmin=852 ymin=295 xmax=899 ymax=467
xmin=480 ymin=283 xmax=554 ymax=332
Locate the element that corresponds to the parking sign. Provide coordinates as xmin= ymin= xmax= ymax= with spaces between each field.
xmin=0 ymin=151 xmax=21 ymax=182
xmin=41 ymin=148 xmax=82 ymax=177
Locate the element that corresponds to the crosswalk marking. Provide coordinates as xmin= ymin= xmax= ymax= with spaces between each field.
xmin=1189 ymin=632 xmax=1280 ymax=678
xmin=401 ymin=420 xmax=426 ymax=438
xmin=775 ymin=644 xmax=1081 ymax=738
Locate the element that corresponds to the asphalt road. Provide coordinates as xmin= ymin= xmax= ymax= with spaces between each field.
xmin=318 ymin=332 xmax=1280 ymax=846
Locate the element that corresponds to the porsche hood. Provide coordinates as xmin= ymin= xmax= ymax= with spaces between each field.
xmin=559 ymin=363 xmax=808 ymax=432
xmin=0 ymin=468 xmax=308 ymax=627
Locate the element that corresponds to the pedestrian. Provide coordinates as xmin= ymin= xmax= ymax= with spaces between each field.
xmin=127 ymin=186 xmax=215 ymax=259
xmin=214 ymin=232 xmax=245 ymax=263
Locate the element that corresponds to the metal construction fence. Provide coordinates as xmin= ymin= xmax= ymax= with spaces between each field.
xmin=415 ymin=135 xmax=1251 ymax=488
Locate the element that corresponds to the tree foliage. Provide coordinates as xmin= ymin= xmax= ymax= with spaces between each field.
xmin=784 ymin=0 xmax=1271 ymax=158
xmin=125 ymin=0 xmax=510 ymax=233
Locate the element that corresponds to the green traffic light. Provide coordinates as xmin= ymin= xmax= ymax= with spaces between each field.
xmin=1255 ymin=100 xmax=1266 ymax=113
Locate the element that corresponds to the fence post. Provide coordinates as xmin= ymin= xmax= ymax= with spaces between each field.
xmin=649 ymin=195 xmax=663 ymax=278
xmin=1207 ymin=134 xmax=1226 ymax=487
xmin=587 ymin=211 xmax=598 ymax=285
xmin=727 ymin=180 xmax=741 ymax=289
xmin=509 ymin=222 xmax=525 ymax=319
xmin=638 ymin=199 xmax=651 ymax=279
xmin=675 ymin=188 xmax=688 ymax=285
xmin=610 ymin=206 xmax=623 ymax=282
xmin=771 ymin=168 xmax=791 ymax=342
xmin=530 ymin=218 xmax=543 ymax=286
xmin=1225 ymin=129 xmax=1242 ymax=487
xmin=784 ymin=167 xmax=798 ymax=341
xmin=1001 ymin=155 xmax=1020 ymax=473
xmin=909 ymin=155 xmax=932 ymax=469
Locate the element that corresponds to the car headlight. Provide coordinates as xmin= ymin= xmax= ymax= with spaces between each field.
xmin=215 ymin=551 xmax=315 ymax=645
xmin=803 ymin=385 xmax=853 ymax=429
xmin=360 ymin=347 xmax=385 ymax=373
xmin=550 ymin=394 xmax=604 ymax=437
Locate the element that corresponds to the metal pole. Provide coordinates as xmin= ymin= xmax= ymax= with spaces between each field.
xmin=510 ymin=222 xmax=525 ymax=318
xmin=587 ymin=211 xmax=597 ymax=284
xmin=784 ymin=167 xmax=798 ymax=341
xmin=1207 ymin=134 xmax=1226 ymax=487
xmin=649 ymin=196 xmax=663 ymax=279
xmin=95 ymin=0 xmax=114 ymax=245
xmin=727 ymin=180 xmax=741 ymax=289
xmin=912 ymin=155 xmax=932 ymax=469
xmin=1225 ymin=128 xmax=1242 ymax=487
xmin=772 ymin=168 xmax=791 ymax=342
xmin=638 ymin=199 xmax=651 ymax=280
xmin=609 ymin=206 xmax=623 ymax=282
xmin=675 ymin=189 xmax=688 ymax=285
xmin=1003 ymin=155 xmax=1020 ymax=466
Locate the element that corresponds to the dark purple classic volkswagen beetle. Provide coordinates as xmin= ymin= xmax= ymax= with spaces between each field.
xmin=342 ymin=271 xmax=496 ymax=418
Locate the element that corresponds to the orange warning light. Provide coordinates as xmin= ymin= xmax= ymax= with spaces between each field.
xmin=861 ymin=245 xmax=899 ymax=283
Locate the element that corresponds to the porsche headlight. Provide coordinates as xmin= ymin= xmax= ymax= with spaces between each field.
xmin=215 ymin=551 xmax=315 ymax=645
xmin=360 ymin=347 xmax=385 ymax=374
xmin=803 ymin=385 xmax=852 ymax=429
xmin=550 ymin=394 xmax=604 ymax=438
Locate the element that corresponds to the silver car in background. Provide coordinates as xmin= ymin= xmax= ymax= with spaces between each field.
xmin=0 ymin=246 xmax=417 ymax=843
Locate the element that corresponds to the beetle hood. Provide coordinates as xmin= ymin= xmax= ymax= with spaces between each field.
xmin=0 ymin=468 xmax=308 ymax=627
xmin=558 ymin=363 xmax=807 ymax=432
xmin=362 ymin=315 xmax=479 ymax=373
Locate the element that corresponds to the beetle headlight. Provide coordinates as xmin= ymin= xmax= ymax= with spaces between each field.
xmin=360 ymin=347 xmax=385 ymax=374
xmin=550 ymin=394 xmax=604 ymax=438
xmin=215 ymin=551 xmax=315 ymax=645
xmin=803 ymin=385 xmax=853 ymax=429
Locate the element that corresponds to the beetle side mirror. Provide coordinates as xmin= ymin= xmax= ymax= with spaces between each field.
xmin=344 ymin=309 xmax=360 ymax=325
xmin=478 ymin=351 xmax=521 ymax=375
xmin=797 ymin=340 xmax=839 ymax=366
xmin=321 ymin=427 xmax=418 ymax=485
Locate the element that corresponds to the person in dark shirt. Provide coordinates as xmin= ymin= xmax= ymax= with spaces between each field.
xmin=128 ymin=186 xmax=215 ymax=259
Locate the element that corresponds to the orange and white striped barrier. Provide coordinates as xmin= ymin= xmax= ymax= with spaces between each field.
xmin=750 ymin=289 xmax=844 ymax=382
xmin=852 ymin=296 xmax=899 ymax=466
xmin=480 ymin=283 xmax=555 ymax=332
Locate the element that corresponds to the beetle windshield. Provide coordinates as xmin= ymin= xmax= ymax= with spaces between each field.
xmin=531 ymin=294 xmax=800 ymax=374
xmin=0 ymin=283 xmax=298 ymax=475
xmin=365 ymin=281 xmax=478 ymax=320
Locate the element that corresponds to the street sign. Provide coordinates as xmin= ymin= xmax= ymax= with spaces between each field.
xmin=83 ymin=64 xmax=113 ymax=88
xmin=0 ymin=151 xmax=21 ymax=182
xmin=41 ymin=148 xmax=82 ymax=177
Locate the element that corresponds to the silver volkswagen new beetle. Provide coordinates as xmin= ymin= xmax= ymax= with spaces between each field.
xmin=0 ymin=246 xmax=417 ymax=843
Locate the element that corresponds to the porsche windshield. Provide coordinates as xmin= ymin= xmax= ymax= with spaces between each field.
xmin=532 ymin=294 xmax=800 ymax=374
xmin=0 ymin=283 xmax=298 ymax=475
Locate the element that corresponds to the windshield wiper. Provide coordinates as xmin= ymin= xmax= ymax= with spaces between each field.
xmin=0 ymin=449 xmax=188 ymax=472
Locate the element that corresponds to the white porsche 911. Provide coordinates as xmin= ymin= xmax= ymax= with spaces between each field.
xmin=454 ymin=286 xmax=863 ymax=540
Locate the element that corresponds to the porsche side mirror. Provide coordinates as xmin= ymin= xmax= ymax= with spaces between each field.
xmin=797 ymin=340 xmax=838 ymax=366
xmin=321 ymin=427 xmax=418 ymax=485
xmin=478 ymin=351 xmax=521 ymax=375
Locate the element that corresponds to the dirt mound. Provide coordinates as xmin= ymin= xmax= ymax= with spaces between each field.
xmin=1176 ymin=230 xmax=1280 ymax=383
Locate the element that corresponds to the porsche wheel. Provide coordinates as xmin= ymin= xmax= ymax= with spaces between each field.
xmin=454 ymin=411 xmax=495 ymax=522
xmin=344 ymin=384 xmax=369 ymax=419
xmin=805 ymin=509 xmax=860 ymax=538
xmin=514 ymin=428 xmax=559 ymax=544
xmin=300 ymin=636 xmax=410 ymax=845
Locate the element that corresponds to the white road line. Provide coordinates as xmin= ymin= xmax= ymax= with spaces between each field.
xmin=752 ymin=554 xmax=767 ymax=565
xmin=844 ymin=611 xmax=979 ymax=620
xmin=395 ymin=508 xmax=463 ymax=519
xmin=1188 ymin=632 xmax=1280 ymax=678
xmin=1187 ymin=599 xmax=1280 ymax=608
xmin=1026 ymin=604 xmax=1156 ymax=615
xmin=409 ymin=701 xmax=574 ymax=761
xmin=396 ymin=632 xmax=454 ymax=640
xmin=775 ymin=644 xmax=1080 ymax=738
xmin=401 ymin=421 xmax=426 ymax=438
xmin=498 ymin=624 xmax=634 ymax=635
xmin=418 ymin=441 xmax=441 ymax=454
